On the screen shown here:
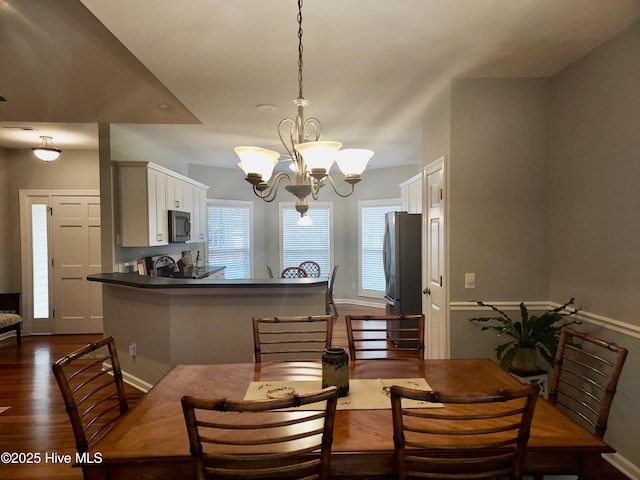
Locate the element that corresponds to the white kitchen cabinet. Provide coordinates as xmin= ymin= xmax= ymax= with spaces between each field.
xmin=399 ymin=173 xmax=423 ymax=214
xmin=117 ymin=162 xmax=209 ymax=247
xmin=190 ymin=186 xmax=208 ymax=243
xmin=166 ymin=175 xmax=184 ymax=210
xmin=118 ymin=162 xmax=168 ymax=246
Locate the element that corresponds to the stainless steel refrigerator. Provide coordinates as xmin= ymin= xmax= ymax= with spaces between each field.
xmin=383 ymin=211 xmax=422 ymax=345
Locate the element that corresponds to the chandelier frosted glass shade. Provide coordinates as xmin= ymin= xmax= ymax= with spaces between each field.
xmin=235 ymin=146 xmax=280 ymax=184
xmin=32 ymin=136 xmax=61 ymax=161
xmin=293 ymin=141 xmax=342 ymax=176
xmin=335 ymin=149 xmax=374 ymax=178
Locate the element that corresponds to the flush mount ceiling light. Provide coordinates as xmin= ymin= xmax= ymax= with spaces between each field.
xmin=32 ymin=136 xmax=61 ymax=161
xmin=235 ymin=0 xmax=373 ymax=217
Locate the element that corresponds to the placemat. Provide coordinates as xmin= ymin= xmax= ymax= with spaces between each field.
xmin=244 ymin=378 xmax=442 ymax=410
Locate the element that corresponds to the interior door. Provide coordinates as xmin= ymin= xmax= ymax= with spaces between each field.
xmin=423 ymin=157 xmax=449 ymax=358
xmin=52 ymin=195 xmax=103 ymax=334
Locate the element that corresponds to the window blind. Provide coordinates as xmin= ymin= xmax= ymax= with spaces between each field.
xmin=360 ymin=202 xmax=400 ymax=294
xmin=281 ymin=205 xmax=331 ymax=276
xmin=207 ymin=202 xmax=251 ymax=279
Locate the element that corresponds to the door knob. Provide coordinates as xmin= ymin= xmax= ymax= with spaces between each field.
xmin=423 ymin=288 xmax=431 ymax=295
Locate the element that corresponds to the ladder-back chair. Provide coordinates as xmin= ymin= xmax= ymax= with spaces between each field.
xmin=548 ymin=326 xmax=628 ymax=440
xmin=252 ymin=315 xmax=333 ymax=363
xmin=181 ymin=386 xmax=339 ymax=480
xmin=52 ymin=337 xmax=129 ymax=455
xmin=391 ymin=383 xmax=539 ymax=480
xmin=345 ymin=314 xmax=424 ymax=360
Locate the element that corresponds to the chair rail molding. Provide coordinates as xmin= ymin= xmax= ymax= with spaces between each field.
xmin=451 ymin=301 xmax=640 ymax=340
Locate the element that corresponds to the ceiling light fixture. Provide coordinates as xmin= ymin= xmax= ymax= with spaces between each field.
xmin=32 ymin=136 xmax=61 ymax=161
xmin=235 ymin=0 xmax=373 ymax=217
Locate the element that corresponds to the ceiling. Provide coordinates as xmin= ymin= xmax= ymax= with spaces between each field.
xmin=1 ymin=0 xmax=639 ymax=170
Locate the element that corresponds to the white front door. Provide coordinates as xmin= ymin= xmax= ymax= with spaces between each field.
xmin=52 ymin=196 xmax=103 ymax=334
xmin=423 ymin=156 xmax=449 ymax=358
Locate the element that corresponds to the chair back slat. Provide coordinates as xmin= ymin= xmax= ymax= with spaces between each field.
xmin=182 ymin=386 xmax=339 ymax=480
xmin=548 ymin=326 xmax=628 ymax=439
xmin=52 ymin=336 xmax=129 ymax=453
xmin=390 ymin=383 xmax=539 ymax=480
xmin=253 ymin=316 xmax=333 ymax=363
xmin=345 ymin=314 xmax=424 ymax=360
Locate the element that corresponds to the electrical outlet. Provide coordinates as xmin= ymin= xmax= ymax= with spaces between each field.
xmin=129 ymin=343 xmax=136 ymax=358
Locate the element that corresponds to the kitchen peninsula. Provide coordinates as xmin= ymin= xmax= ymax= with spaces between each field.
xmin=88 ymin=273 xmax=328 ymax=389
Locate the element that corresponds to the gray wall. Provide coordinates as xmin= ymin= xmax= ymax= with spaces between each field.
xmin=548 ymin=21 xmax=640 ymax=469
xmin=429 ymin=21 xmax=639 ymax=472
xmin=549 ymin=22 xmax=640 ymax=325
xmin=0 ymin=150 xmax=10 ymax=292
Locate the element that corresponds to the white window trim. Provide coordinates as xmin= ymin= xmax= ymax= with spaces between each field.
xmin=207 ymin=198 xmax=254 ymax=278
xmin=358 ymin=198 xmax=401 ymax=299
xmin=279 ymin=201 xmax=333 ymax=273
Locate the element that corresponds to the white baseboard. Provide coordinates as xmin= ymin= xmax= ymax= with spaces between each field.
xmin=605 ymin=452 xmax=640 ymax=480
xmin=121 ymin=370 xmax=153 ymax=393
xmin=335 ymin=298 xmax=386 ymax=309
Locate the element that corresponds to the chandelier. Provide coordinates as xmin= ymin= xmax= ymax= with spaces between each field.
xmin=235 ymin=0 xmax=373 ymax=217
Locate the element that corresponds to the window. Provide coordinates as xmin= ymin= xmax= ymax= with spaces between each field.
xmin=207 ymin=200 xmax=253 ymax=279
xmin=359 ymin=200 xmax=401 ymax=297
xmin=280 ymin=203 xmax=332 ymax=275
xmin=31 ymin=204 xmax=50 ymax=318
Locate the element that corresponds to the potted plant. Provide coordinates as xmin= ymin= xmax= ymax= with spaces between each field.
xmin=469 ymin=298 xmax=580 ymax=372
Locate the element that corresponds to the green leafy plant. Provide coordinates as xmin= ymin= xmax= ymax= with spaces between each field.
xmin=469 ymin=298 xmax=580 ymax=370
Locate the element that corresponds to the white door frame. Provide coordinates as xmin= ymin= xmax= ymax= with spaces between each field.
xmin=19 ymin=189 xmax=100 ymax=335
xmin=422 ymin=156 xmax=449 ymax=358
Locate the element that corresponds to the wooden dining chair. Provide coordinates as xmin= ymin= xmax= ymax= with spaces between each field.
xmin=390 ymin=383 xmax=540 ymax=480
xmin=51 ymin=336 xmax=129 ymax=455
xmin=325 ymin=264 xmax=339 ymax=319
xmin=299 ymin=260 xmax=321 ymax=277
xmin=548 ymin=326 xmax=628 ymax=440
xmin=281 ymin=266 xmax=308 ymax=278
xmin=345 ymin=314 xmax=425 ymax=360
xmin=252 ymin=315 xmax=333 ymax=363
xmin=181 ymin=386 xmax=339 ymax=480
xmin=0 ymin=292 xmax=22 ymax=345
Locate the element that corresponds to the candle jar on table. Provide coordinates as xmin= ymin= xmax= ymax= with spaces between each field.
xmin=322 ymin=347 xmax=349 ymax=397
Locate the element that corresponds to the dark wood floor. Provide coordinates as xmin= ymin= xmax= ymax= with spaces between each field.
xmin=0 ymin=304 xmax=631 ymax=480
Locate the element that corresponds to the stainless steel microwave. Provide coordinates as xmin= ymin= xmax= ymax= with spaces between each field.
xmin=169 ymin=210 xmax=191 ymax=243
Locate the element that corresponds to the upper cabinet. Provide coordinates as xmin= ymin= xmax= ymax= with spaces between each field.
xmin=399 ymin=173 xmax=423 ymax=214
xmin=117 ymin=161 xmax=209 ymax=247
xmin=191 ymin=186 xmax=208 ymax=243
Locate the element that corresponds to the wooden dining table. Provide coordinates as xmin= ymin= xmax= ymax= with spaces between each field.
xmin=83 ymin=358 xmax=613 ymax=479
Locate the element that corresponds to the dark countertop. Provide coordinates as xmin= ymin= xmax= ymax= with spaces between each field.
xmin=87 ymin=272 xmax=328 ymax=289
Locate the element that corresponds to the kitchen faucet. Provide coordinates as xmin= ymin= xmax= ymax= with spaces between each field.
xmin=153 ymin=255 xmax=178 ymax=277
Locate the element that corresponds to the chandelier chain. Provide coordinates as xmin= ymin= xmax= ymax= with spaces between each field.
xmin=297 ymin=0 xmax=304 ymax=100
